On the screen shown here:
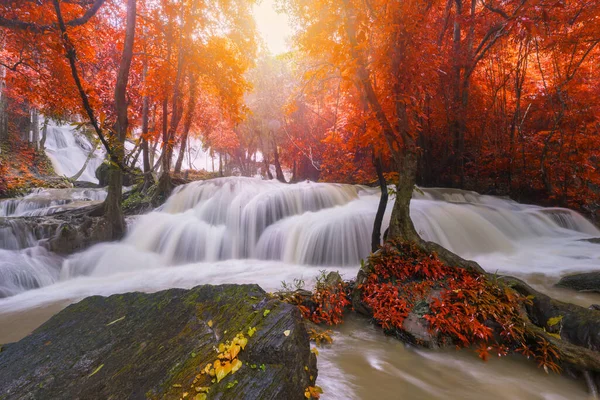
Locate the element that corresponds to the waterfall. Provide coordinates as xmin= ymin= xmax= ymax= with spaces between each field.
xmin=0 ymin=187 xmax=108 ymax=297
xmin=1 ymin=176 xmax=599 ymax=300
xmin=0 ymin=188 xmax=107 ymax=217
xmin=0 ymin=247 xmax=62 ymax=298
xmin=61 ymin=177 xmax=599 ymax=279
xmin=44 ymin=121 xmax=104 ymax=183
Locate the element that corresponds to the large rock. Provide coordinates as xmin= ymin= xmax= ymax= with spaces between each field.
xmin=0 ymin=284 xmax=317 ymax=400
xmin=95 ymin=164 xmax=140 ymax=187
xmin=556 ymin=271 xmax=600 ymax=293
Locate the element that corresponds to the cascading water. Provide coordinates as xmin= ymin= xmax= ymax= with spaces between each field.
xmin=44 ymin=121 xmax=104 ymax=183
xmin=0 ymin=187 xmax=107 ymax=217
xmin=1 ymin=177 xmax=599 ymax=399
xmin=0 ymin=187 xmax=108 ymax=297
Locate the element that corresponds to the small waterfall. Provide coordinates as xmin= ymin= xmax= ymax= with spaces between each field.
xmin=0 ymin=247 xmax=62 ymax=298
xmin=44 ymin=121 xmax=104 ymax=183
xmin=0 ymin=219 xmax=38 ymax=250
xmin=0 ymin=188 xmax=107 ymax=217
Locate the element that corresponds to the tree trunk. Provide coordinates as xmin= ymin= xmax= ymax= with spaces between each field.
xmin=103 ymin=0 xmax=136 ymax=240
xmin=0 ymin=66 xmax=7 ymax=142
xmin=371 ymin=154 xmax=388 ymax=252
xmin=31 ymin=108 xmax=39 ymax=150
xmin=140 ymin=95 xmax=152 ymax=190
xmin=174 ymin=74 xmax=198 ymax=175
xmin=39 ymin=117 xmax=48 ymax=150
xmin=272 ymin=136 xmax=286 ymax=183
xmin=69 ymin=140 xmax=99 ymax=181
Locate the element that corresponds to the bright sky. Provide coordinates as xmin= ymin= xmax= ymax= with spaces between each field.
xmin=253 ymin=0 xmax=293 ymax=55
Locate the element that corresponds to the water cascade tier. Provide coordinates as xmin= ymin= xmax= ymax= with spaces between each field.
xmin=44 ymin=121 xmax=104 ymax=183
xmin=2 ymin=177 xmax=599 ymax=298
xmin=62 ymin=177 xmax=599 ymax=277
xmin=1 ymin=177 xmax=599 ymax=399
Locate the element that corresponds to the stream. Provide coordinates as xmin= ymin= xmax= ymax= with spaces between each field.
xmin=1 ymin=174 xmax=599 ymax=399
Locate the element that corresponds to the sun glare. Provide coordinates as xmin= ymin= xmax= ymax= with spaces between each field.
xmin=253 ymin=0 xmax=292 ymax=55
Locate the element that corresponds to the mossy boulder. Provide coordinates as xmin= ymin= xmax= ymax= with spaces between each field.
xmin=556 ymin=271 xmax=600 ymax=293
xmin=0 ymin=284 xmax=317 ymax=400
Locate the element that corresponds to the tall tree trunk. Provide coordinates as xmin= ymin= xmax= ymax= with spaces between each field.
xmin=371 ymin=153 xmax=388 ymax=252
xmin=104 ymin=0 xmax=136 ymax=240
xmin=39 ymin=117 xmax=48 ymax=150
xmin=0 ymin=66 xmax=7 ymax=143
xmin=174 ymin=74 xmax=198 ymax=175
xmin=31 ymin=108 xmax=39 ymax=150
xmin=272 ymin=136 xmax=286 ymax=183
xmin=140 ymin=95 xmax=152 ymax=190
xmin=69 ymin=140 xmax=99 ymax=181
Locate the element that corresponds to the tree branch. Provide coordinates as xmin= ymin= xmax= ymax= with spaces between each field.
xmin=0 ymin=0 xmax=105 ymax=33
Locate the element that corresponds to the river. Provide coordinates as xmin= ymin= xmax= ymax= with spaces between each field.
xmin=0 ymin=176 xmax=599 ymax=399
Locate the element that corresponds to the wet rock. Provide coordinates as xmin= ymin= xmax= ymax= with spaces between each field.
xmin=556 ymin=271 xmax=600 ymax=293
xmin=352 ymin=257 xmax=443 ymax=349
xmin=72 ymin=181 xmax=100 ymax=189
xmin=95 ymin=163 xmax=110 ymax=187
xmin=579 ymin=238 xmax=600 ymax=244
xmin=95 ymin=164 xmax=140 ymax=187
xmin=0 ymin=284 xmax=317 ymax=400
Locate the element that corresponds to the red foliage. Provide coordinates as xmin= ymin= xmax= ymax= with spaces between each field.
xmin=295 ymin=282 xmax=351 ymax=326
xmin=360 ymin=241 xmax=561 ymax=372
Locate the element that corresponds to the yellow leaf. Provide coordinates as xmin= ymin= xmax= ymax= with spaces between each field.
xmin=547 ymin=315 xmax=563 ymax=327
xmin=195 ymin=387 xmax=210 ymax=393
xmin=283 ymin=330 xmax=291 ymax=337
xmin=218 ymin=343 xmax=225 ymax=353
xmin=263 ymin=309 xmax=271 ymax=317
xmin=239 ymin=336 xmax=248 ymax=350
xmin=208 ymin=320 xmax=213 ymax=328
xmin=88 ymin=364 xmax=104 ymax=378
xmin=195 ymin=394 xmax=207 ymax=400
xmin=547 ymin=332 xmax=561 ymax=340
xmin=172 ymin=384 xmax=182 ymax=388
xmin=106 ymin=316 xmax=125 ymax=326
xmin=231 ymin=358 xmax=243 ymax=373
xmin=182 ymin=392 xmax=188 ymax=398
xmin=311 ymin=347 xmax=319 ymax=356
xmin=247 ymin=327 xmax=256 ymax=337
xmin=229 ymin=344 xmax=241 ymax=360
xmin=216 ymin=361 xmax=232 ymax=382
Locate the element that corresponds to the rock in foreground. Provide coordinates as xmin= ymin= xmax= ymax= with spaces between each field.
xmin=0 ymin=284 xmax=317 ymax=400
xmin=556 ymin=271 xmax=600 ymax=293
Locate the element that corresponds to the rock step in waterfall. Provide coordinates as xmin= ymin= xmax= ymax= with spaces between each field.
xmin=0 ymin=176 xmax=599 ymax=299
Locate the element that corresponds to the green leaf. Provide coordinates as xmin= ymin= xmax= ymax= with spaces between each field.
xmin=547 ymin=315 xmax=563 ymax=327
xmin=225 ymin=380 xmax=239 ymax=389
xmin=88 ymin=364 xmax=104 ymax=378
xmin=106 ymin=316 xmax=125 ymax=326
xmin=263 ymin=309 xmax=271 ymax=317
xmin=547 ymin=332 xmax=561 ymax=340
xmin=259 ymin=364 xmax=266 ymax=372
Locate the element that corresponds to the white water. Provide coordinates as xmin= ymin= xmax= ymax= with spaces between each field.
xmin=0 ymin=187 xmax=107 ymax=217
xmin=44 ymin=121 xmax=104 ymax=183
xmin=0 ymin=177 xmax=599 ymax=399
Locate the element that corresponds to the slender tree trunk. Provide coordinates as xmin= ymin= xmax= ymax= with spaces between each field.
xmin=272 ymin=136 xmax=286 ymax=183
xmin=104 ymin=0 xmax=136 ymax=240
xmin=39 ymin=117 xmax=48 ymax=150
xmin=0 ymin=66 xmax=7 ymax=143
xmin=371 ymin=154 xmax=388 ymax=252
xmin=31 ymin=108 xmax=39 ymax=150
xmin=141 ymin=95 xmax=152 ymax=190
xmin=174 ymin=74 xmax=198 ymax=175
xmin=69 ymin=140 xmax=99 ymax=181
